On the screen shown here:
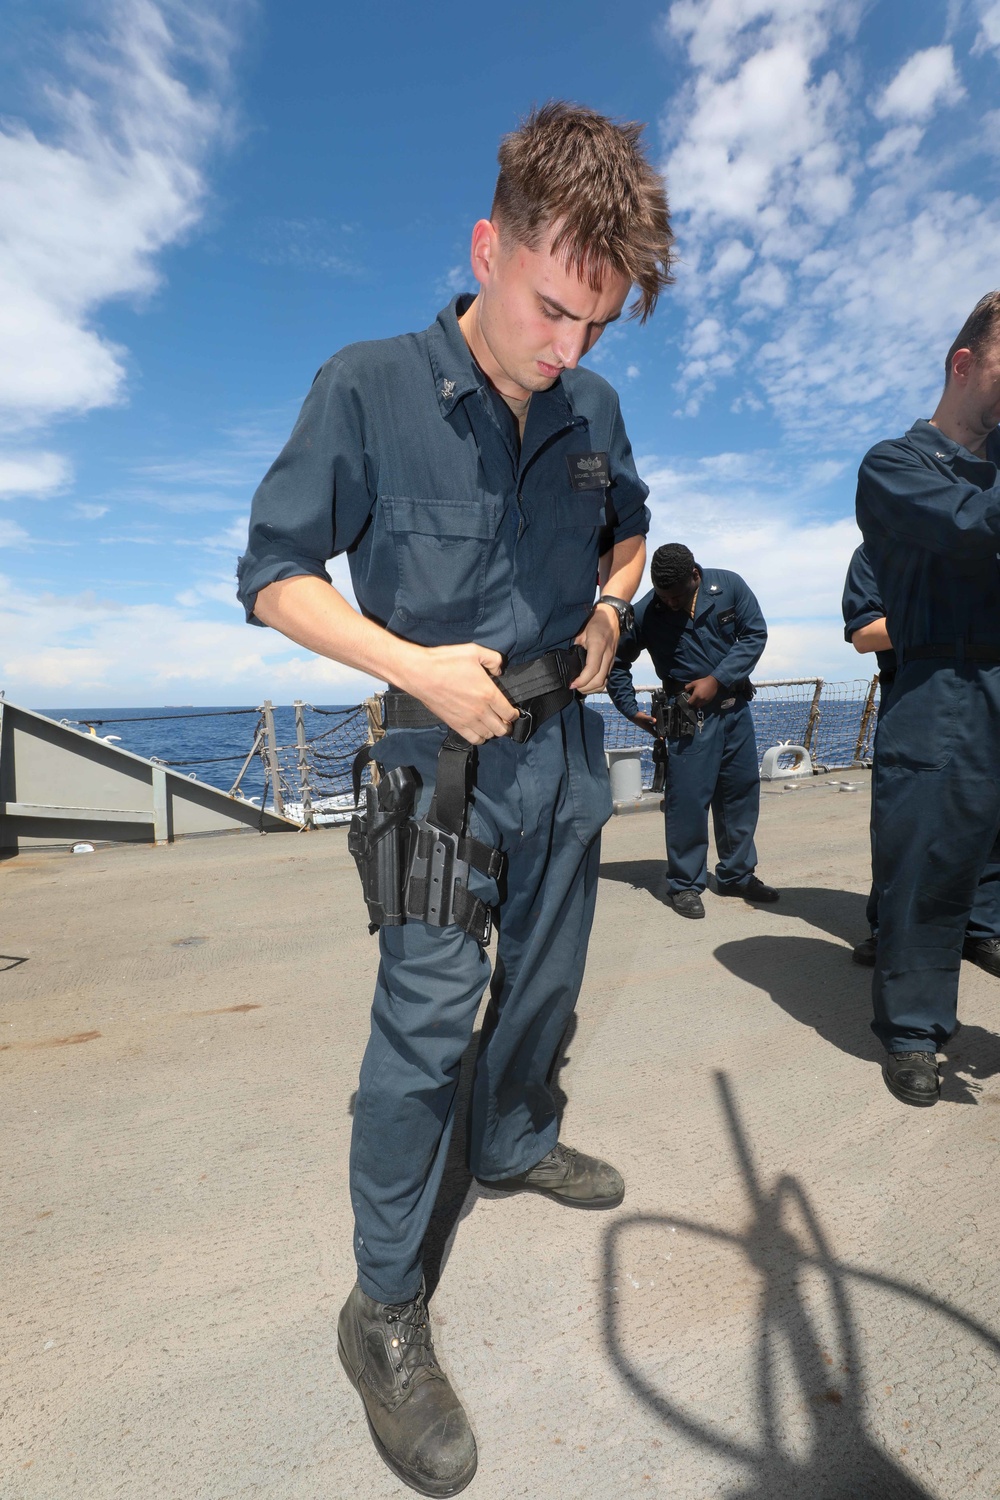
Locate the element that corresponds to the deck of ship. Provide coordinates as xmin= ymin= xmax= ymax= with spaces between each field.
xmin=3 ymin=770 xmax=999 ymax=1500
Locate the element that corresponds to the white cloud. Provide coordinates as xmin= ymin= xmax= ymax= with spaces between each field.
xmin=867 ymin=124 xmax=924 ymax=169
xmin=0 ymin=1 xmax=240 ymax=430
xmin=0 ymin=519 xmax=31 ymax=548
xmin=662 ymin=1 xmax=1000 ymax=437
xmin=74 ymin=503 xmax=110 ymax=520
xmin=737 ymin=262 xmax=788 ymax=308
xmin=438 ymin=264 xmax=472 ymax=299
xmin=0 ymin=451 xmax=72 ymax=497
xmin=974 ymin=0 xmax=1000 ymax=53
xmin=0 ymin=1 xmax=243 ymax=526
xmin=873 ymin=46 xmax=965 ymax=123
xmin=0 ymin=574 xmax=381 ymax=705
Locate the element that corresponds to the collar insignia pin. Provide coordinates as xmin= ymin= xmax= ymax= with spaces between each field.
xmin=440 ymin=379 xmax=456 ymax=400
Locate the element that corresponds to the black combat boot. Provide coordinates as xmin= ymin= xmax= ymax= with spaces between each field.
xmin=962 ymin=936 xmax=1000 ymax=977
xmin=882 ymin=1051 xmax=941 ymax=1107
xmin=717 ymin=875 xmax=779 ymax=903
xmin=338 ymin=1282 xmax=477 ymax=1497
xmin=852 ymin=935 xmax=877 ymax=966
xmin=481 ymin=1141 xmax=625 ymax=1208
xmin=669 ymin=889 xmax=705 ymax=919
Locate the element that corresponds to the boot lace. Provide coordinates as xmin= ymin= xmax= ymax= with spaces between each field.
xmin=382 ymin=1292 xmax=437 ymax=1389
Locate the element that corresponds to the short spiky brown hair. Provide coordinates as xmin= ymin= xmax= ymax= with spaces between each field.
xmin=491 ymin=101 xmax=674 ymax=324
xmin=945 ymin=290 xmax=1000 ymax=382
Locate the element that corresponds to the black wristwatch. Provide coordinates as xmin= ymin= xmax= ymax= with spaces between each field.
xmin=595 ymin=595 xmax=635 ymax=632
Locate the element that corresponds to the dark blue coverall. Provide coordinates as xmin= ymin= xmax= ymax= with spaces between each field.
xmin=237 ymin=296 xmax=650 ymax=1304
xmin=842 ymin=543 xmax=898 ymax=938
xmin=606 ymin=571 xmax=767 ymax=896
xmin=857 ymin=419 xmax=1000 ymax=1053
xmin=843 ymin=543 xmax=1000 ymax=945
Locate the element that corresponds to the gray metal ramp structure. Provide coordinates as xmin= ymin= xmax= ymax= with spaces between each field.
xmin=0 ymin=699 xmax=300 ymax=854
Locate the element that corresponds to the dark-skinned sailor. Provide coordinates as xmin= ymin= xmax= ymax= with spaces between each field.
xmin=607 ymin=542 xmax=777 ymax=919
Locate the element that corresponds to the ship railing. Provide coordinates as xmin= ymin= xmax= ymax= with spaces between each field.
xmin=252 ymin=676 xmax=883 ymax=828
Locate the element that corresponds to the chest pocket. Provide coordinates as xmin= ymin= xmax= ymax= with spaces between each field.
xmin=385 ymin=496 xmax=498 ymax=625
xmin=552 ymin=493 xmax=606 ymax=608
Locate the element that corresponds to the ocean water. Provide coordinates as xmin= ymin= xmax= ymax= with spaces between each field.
xmin=41 ymin=704 xmax=347 ymax=808
xmin=42 ymin=688 xmax=876 ymax=810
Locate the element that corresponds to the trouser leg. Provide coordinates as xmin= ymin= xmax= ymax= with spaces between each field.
xmin=871 ymin=666 xmax=1000 ymax=1052
xmin=866 ymin=765 xmax=881 ymax=935
xmin=350 ymin=921 xmax=491 ymax=1304
xmin=470 ymin=833 xmax=601 ymax=1180
xmin=468 ymin=700 xmax=610 ymax=1179
xmin=663 ymin=719 xmax=722 ymax=894
xmin=711 ymin=706 xmax=761 ymax=889
xmin=348 ymin=700 xmax=611 ymax=1300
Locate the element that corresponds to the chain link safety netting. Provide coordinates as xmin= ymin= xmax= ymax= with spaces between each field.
xmin=256 ymin=703 xmax=373 ymax=825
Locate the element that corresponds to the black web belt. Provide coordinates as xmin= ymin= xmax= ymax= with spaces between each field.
xmin=383 ymin=643 xmax=586 ymax=745
xmin=904 ymin=643 xmax=1000 ymax=664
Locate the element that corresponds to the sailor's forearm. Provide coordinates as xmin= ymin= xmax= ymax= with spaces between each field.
xmin=852 ymin=617 xmax=892 ymax=654
xmin=600 ymin=534 xmax=646 ymax=598
xmin=253 ymin=575 xmax=419 ymax=685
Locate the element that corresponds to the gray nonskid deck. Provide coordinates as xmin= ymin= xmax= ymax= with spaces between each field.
xmin=3 ymin=771 xmax=998 ymax=1499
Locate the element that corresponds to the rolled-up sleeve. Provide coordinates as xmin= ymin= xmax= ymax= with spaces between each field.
xmin=602 ymin=399 xmax=650 ymax=549
xmin=841 ymin=546 xmax=884 ymax=642
xmin=236 ymin=356 xmax=375 ymax=625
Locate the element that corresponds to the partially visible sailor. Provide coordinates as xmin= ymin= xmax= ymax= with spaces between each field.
xmin=856 ymin=289 xmax=1000 ymax=1108
xmin=843 ymin=543 xmax=1000 ymax=976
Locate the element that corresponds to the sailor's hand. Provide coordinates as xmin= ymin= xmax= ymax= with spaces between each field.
xmin=684 ymin=675 xmax=720 ymax=708
xmin=571 ymin=607 xmax=619 ymax=693
xmin=633 ymin=710 xmax=659 ymax=737
xmin=403 ymin=643 xmax=520 ymax=744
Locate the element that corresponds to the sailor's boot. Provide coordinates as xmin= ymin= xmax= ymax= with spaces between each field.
xmin=338 ymin=1281 xmax=477 ymax=1497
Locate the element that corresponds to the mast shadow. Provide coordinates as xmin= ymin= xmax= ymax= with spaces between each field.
xmin=602 ymin=1072 xmax=1000 ymax=1498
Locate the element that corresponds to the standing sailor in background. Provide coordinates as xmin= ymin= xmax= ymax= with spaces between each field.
xmin=607 ymin=542 xmax=777 ymax=920
xmin=856 ymin=290 xmax=1000 ymax=1108
xmin=843 ymin=543 xmax=1000 ymax=977
xmin=237 ymin=104 xmax=673 ymax=1495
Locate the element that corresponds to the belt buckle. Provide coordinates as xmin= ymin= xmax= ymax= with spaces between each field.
xmin=509 ymin=708 xmax=533 ymax=744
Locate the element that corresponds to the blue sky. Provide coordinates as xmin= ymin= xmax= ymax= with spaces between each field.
xmin=3 ymin=0 xmax=1000 ymax=706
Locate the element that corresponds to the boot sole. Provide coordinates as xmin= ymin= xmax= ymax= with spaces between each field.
xmin=881 ymin=1064 xmax=940 ymax=1108
xmin=477 ymin=1178 xmax=625 ymax=1209
xmin=337 ymin=1336 xmax=478 ymax=1498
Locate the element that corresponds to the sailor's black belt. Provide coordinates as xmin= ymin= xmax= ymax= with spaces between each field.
xmin=905 ymin=644 xmax=1000 ymax=663
xmin=383 ymin=644 xmax=586 ymax=745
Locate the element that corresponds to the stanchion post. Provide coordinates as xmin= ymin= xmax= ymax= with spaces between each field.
xmin=293 ymin=700 xmax=314 ymax=828
xmin=363 ymin=694 xmax=385 ymax=786
xmin=854 ymin=674 xmax=880 ymax=764
xmin=803 ymin=678 xmax=824 ymax=755
xmin=260 ymin=700 xmax=285 ymax=817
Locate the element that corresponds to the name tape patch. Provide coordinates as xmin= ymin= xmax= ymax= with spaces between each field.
xmin=718 ymin=607 xmax=737 ymax=626
xmin=566 ymin=452 xmax=610 ymax=491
